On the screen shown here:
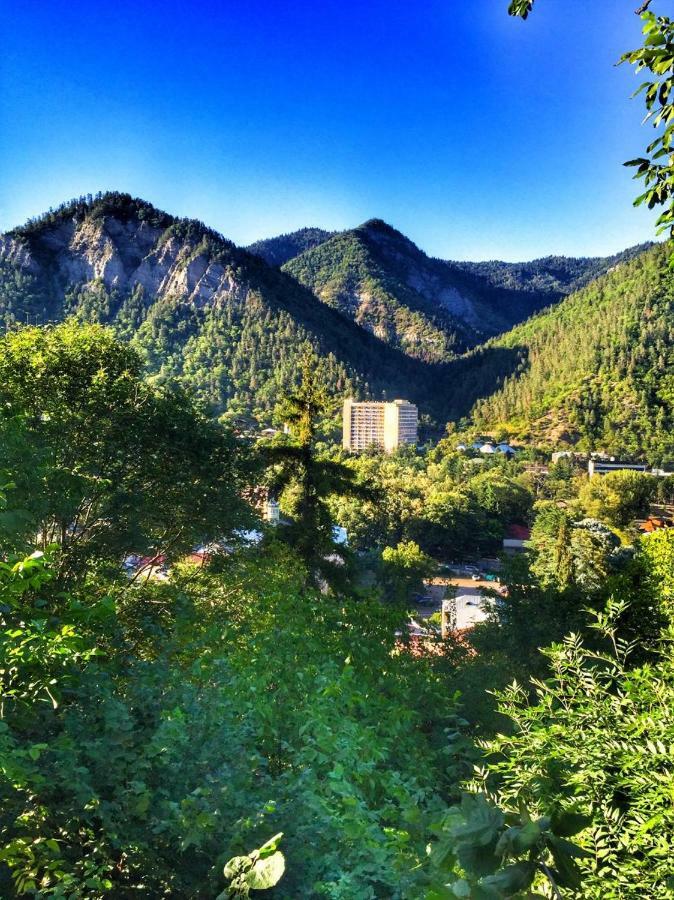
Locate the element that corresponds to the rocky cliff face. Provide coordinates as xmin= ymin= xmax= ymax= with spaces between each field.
xmin=2 ymin=214 xmax=231 ymax=308
xmin=0 ymin=193 xmax=437 ymax=423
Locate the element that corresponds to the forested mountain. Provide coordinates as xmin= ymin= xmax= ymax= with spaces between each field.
xmin=282 ymin=220 xmax=479 ymax=362
xmin=453 ymin=244 xmax=651 ymax=298
xmin=281 ymin=218 xmax=646 ymax=363
xmin=1 ymin=193 xmax=666 ymax=445
xmin=453 ymin=242 xmax=674 ymax=462
xmin=247 ymin=227 xmax=335 ymax=266
xmin=0 ymin=193 xmax=436 ymax=424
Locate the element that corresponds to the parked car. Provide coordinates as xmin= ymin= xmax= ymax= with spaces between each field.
xmin=413 ymin=592 xmax=437 ymax=606
xmin=471 ymin=572 xmax=482 ymax=581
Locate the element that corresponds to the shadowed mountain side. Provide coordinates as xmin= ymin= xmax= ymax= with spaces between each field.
xmin=432 ymin=346 xmax=528 ymax=424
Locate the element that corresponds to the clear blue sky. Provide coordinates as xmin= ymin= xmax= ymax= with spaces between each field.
xmin=0 ymin=0 xmax=658 ymax=261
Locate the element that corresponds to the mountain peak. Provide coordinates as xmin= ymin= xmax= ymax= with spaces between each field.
xmin=358 ymin=218 xmax=407 ymax=240
xmin=10 ymin=192 xmax=176 ymax=238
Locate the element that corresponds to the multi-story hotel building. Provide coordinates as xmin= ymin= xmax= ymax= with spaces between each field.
xmin=342 ymin=398 xmax=418 ymax=453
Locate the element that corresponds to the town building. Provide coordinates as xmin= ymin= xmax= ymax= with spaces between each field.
xmin=588 ymin=459 xmax=648 ymax=478
xmin=342 ymin=398 xmax=418 ymax=452
xmin=502 ymin=524 xmax=531 ymax=554
xmin=263 ymin=499 xmax=280 ymax=524
xmin=496 ymin=442 xmax=516 ymax=455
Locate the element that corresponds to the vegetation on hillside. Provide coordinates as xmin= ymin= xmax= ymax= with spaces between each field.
xmin=1 ymin=321 xmax=673 ymax=898
xmin=452 ymin=243 xmax=674 ymax=461
xmin=282 ymin=220 xmax=473 ymax=362
xmin=281 ymin=219 xmax=647 ymax=367
xmin=0 ymin=193 xmax=437 ymax=425
xmin=2 ymin=193 xmax=669 ymax=453
xmin=247 ymin=228 xmax=335 ymax=267
xmin=453 ymin=245 xmax=652 ymax=300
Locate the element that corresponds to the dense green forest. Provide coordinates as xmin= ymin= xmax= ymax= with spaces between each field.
xmin=5 ymin=192 xmax=674 ymax=461
xmin=4 ymin=2 xmax=674 ymax=894
xmin=458 ymin=243 xmax=674 ymax=462
xmin=280 ymin=221 xmax=642 ymax=364
xmin=281 ymin=221 xmax=475 ymax=362
xmin=453 ymin=245 xmax=651 ymax=301
xmin=2 ymin=193 xmax=669 ymax=451
xmin=1 ymin=319 xmax=673 ymax=897
xmin=247 ymin=229 xmax=336 ymax=267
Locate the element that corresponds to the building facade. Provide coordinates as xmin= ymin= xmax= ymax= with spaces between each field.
xmin=587 ymin=459 xmax=648 ymax=477
xmin=342 ymin=398 xmax=418 ymax=452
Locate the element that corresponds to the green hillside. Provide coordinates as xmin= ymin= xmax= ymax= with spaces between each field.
xmin=282 ymin=220 xmax=477 ymax=362
xmin=3 ymin=194 xmax=668 ymax=450
xmin=461 ymin=242 xmax=674 ymax=462
xmin=281 ymin=219 xmax=644 ymax=365
xmin=247 ymin=227 xmax=335 ymax=266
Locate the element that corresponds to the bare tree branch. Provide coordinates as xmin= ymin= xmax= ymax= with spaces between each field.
xmin=635 ymin=0 xmax=654 ymax=14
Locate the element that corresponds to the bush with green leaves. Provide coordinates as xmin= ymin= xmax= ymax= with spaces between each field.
xmin=0 ymin=322 xmax=251 ymax=585
xmin=474 ymin=600 xmax=674 ymax=898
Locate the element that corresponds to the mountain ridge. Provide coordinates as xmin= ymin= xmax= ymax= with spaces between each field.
xmin=247 ymin=227 xmax=336 ymax=267
xmin=279 ymin=218 xmax=651 ymax=363
xmin=0 ymin=193 xmax=438 ymax=423
xmin=1 ymin=192 xmax=665 ymax=449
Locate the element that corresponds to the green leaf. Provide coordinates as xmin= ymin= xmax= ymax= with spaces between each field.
xmin=480 ymin=861 xmax=536 ymax=894
xmin=257 ymin=832 xmax=283 ymax=859
xmin=244 ymin=851 xmax=285 ymax=890
xmin=223 ymin=855 xmax=250 ymax=881
xmin=512 ymin=821 xmax=541 ymax=853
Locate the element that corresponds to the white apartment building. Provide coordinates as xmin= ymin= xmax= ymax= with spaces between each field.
xmin=588 ymin=459 xmax=648 ymax=478
xmin=342 ymin=398 xmax=418 ymax=452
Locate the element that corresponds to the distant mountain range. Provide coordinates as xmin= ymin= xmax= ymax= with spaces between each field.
xmin=1 ymin=192 xmax=669 ymax=457
xmin=247 ymin=228 xmax=336 ymax=267
xmin=252 ymin=220 xmax=649 ymax=363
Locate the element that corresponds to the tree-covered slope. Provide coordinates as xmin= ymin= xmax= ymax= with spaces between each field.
xmin=282 ymin=220 xmax=493 ymax=363
xmin=453 ymin=244 xmax=652 ymax=298
xmin=460 ymin=242 xmax=674 ymax=461
xmin=0 ymin=193 xmax=435 ymax=424
xmin=2 ymin=193 xmax=663 ymax=439
xmin=247 ymin=227 xmax=335 ymax=266
xmin=281 ymin=218 xmax=646 ymax=364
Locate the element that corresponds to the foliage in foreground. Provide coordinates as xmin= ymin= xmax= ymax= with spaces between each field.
xmin=2 ymin=322 xmax=674 ymax=898
xmin=478 ymin=601 xmax=674 ymax=898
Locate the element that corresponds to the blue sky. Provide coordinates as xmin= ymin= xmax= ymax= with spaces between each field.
xmin=0 ymin=0 xmax=658 ymax=260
